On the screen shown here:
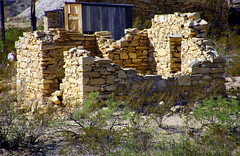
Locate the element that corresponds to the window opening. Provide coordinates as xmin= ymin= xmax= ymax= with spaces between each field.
xmin=169 ymin=37 xmax=182 ymax=73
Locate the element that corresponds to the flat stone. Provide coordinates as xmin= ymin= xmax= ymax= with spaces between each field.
xmin=118 ymin=70 xmax=127 ymax=78
xmin=79 ymin=57 xmax=95 ymax=65
xmin=105 ymin=85 xmax=116 ymax=91
xmin=129 ymin=53 xmax=137 ymax=58
xmin=89 ymin=78 xmax=105 ymax=85
xmin=192 ymin=68 xmax=211 ymax=74
xmin=95 ymin=59 xmax=112 ymax=64
xmin=125 ymin=28 xmax=139 ymax=34
xmin=83 ymin=85 xmax=100 ymax=92
xmin=106 ymin=75 xmax=115 ymax=84
xmin=83 ymin=72 xmax=101 ymax=78
xmin=177 ymin=75 xmax=191 ymax=86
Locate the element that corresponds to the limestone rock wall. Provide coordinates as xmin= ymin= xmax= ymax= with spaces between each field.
xmin=16 ymin=29 xmax=100 ymax=111
xmin=60 ymin=46 xmax=225 ymax=108
xmin=148 ymin=12 xmax=217 ymax=77
xmin=61 ymin=47 xmax=139 ymax=107
xmin=97 ymin=29 xmax=153 ymax=74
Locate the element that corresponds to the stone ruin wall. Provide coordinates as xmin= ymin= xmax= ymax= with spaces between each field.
xmin=16 ymin=13 xmax=226 ymax=112
xmin=96 ymin=30 xmax=154 ymax=74
xmin=16 ymin=29 xmax=100 ymax=111
xmin=60 ymin=46 xmax=225 ymax=108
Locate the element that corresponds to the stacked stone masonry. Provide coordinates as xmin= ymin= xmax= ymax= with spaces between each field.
xmin=16 ymin=13 xmax=226 ymax=112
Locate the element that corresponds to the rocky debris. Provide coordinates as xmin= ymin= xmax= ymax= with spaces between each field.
xmin=225 ymin=77 xmax=240 ymax=98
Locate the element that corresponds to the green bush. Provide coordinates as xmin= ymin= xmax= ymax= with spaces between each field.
xmin=191 ymin=96 xmax=239 ymax=129
xmin=0 ymin=91 xmax=46 ymax=153
xmin=186 ymin=97 xmax=240 ymax=155
xmin=62 ymin=92 xmax=155 ymax=155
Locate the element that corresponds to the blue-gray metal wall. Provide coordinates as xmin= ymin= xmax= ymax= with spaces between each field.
xmin=81 ymin=3 xmax=132 ymax=40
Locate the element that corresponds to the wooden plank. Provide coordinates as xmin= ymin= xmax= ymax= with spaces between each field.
xmin=64 ymin=4 xmax=69 ymax=30
xmin=78 ymin=4 xmax=82 ymax=33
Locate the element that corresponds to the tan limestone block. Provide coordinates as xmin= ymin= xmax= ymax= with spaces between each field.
xmin=113 ymin=60 xmax=123 ymax=64
xmin=42 ymin=80 xmax=54 ymax=84
xmin=136 ymin=47 xmax=149 ymax=50
xmin=120 ymin=53 xmax=128 ymax=59
xmin=132 ymin=59 xmax=142 ymax=63
xmin=157 ymin=48 xmax=167 ymax=56
xmin=131 ymin=40 xmax=139 ymax=46
xmin=43 ymin=84 xmax=51 ymax=89
xmin=129 ymin=53 xmax=137 ymax=58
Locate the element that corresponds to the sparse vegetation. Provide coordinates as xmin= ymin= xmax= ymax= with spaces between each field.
xmin=0 ymin=1 xmax=240 ymax=155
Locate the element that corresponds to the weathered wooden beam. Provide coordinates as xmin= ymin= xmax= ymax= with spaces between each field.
xmin=0 ymin=0 xmax=5 ymax=51
xmin=31 ymin=0 xmax=36 ymax=31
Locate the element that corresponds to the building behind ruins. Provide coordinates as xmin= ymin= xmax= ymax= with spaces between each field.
xmin=16 ymin=12 xmax=226 ymax=113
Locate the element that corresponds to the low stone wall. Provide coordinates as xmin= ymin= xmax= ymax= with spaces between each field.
xmin=59 ymin=46 xmax=225 ymax=108
xmin=61 ymin=47 xmax=138 ymax=107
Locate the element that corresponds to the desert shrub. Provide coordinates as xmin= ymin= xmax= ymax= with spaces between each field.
xmin=212 ymin=31 xmax=240 ymax=76
xmin=0 ymin=27 xmax=29 ymax=53
xmin=185 ymin=97 xmax=240 ymax=155
xmin=0 ymin=92 xmax=46 ymax=153
xmin=62 ymin=92 xmax=155 ymax=155
xmin=191 ymin=96 xmax=239 ymax=129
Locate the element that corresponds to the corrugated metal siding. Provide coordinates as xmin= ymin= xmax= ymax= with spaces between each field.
xmin=59 ymin=9 xmax=65 ymax=28
xmin=82 ymin=4 xmax=132 ymax=40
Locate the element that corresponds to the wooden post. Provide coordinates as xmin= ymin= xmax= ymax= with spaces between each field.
xmin=31 ymin=0 xmax=36 ymax=31
xmin=0 ymin=0 xmax=5 ymax=51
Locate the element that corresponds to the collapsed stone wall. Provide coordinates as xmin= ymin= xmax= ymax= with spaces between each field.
xmin=16 ymin=13 xmax=226 ymax=113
